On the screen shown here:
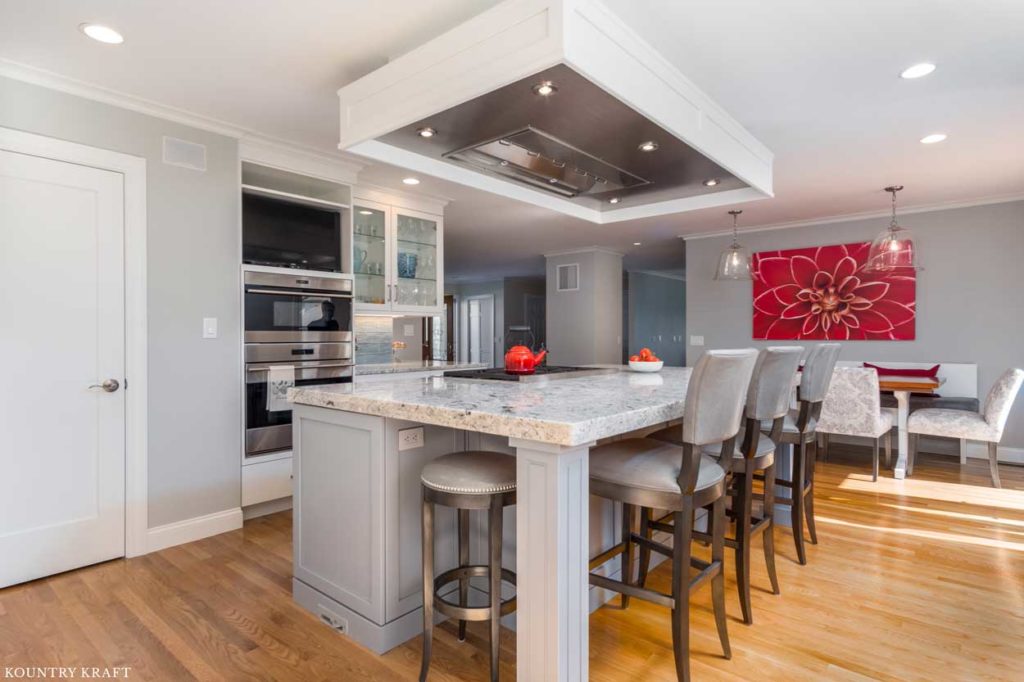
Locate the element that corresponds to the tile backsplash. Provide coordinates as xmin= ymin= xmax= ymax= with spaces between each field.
xmin=354 ymin=316 xmax=394 ymax=364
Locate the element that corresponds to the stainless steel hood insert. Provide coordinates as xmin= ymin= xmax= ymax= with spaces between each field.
xmin=444 ymin=127 xmax=651 ymax=198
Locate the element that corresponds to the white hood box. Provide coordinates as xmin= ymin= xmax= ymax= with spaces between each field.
xmin=337 ymin=0 xmax=773 ymax=224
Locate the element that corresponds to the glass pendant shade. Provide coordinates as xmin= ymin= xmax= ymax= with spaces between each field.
xmin=866 ymin=224 xmax=918 ymax=271
xmin=714 ymin=209 xmax=751 ymax=280
xmin=715 ymin=240 xmax=752 ymax=280
xmin=865 ymin=185 xmax=921 ymax=272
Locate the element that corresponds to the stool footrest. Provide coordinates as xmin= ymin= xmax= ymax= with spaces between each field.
xmin=432 ymin=566 xmax=517 ymax=621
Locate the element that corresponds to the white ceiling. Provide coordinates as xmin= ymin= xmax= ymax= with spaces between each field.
xmin=2 ymin=0 xmax=1022 ymax=280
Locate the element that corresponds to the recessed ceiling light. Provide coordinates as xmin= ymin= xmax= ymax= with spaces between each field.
xmin=417 ymin=127 xmax=437 ymax=138
xmin=633 ymin=242 xmax=642 ymax=246
xmin=79 ymin=23 xmax=124 ymax=44
xmin=920 ymin=133 xmax=947 ymax=144
xmin=638 ymin=141 xmax=659 ymax=152
xmin=703 ymin=178 xmax=720 ymax=187
xmin=609 ymin=197 xmax=621 ymax=204
xmin=532 ymin=81 xmax=557 ymax=96
xmin=900 ymin=62 xmax=936 ymax=79
xmin=402 ymin=177 xmax=420 ymax=185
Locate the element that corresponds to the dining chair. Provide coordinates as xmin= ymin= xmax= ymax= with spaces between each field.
xmin=817 ymin=367 xmax=893 ymax=481
xmin=760 ymin=342 xmax=841 ymax=565
xmin=587 ymin=348 xmax=759 ymax=682
xmin=908 ymin=368 xmax=1024 ymax=487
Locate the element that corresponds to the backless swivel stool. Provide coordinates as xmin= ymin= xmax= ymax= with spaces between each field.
xmin=760 ymin=343 xmax=840 ymax=565
xmin=419 ymin=451 xmax=517 ymax=682
xmin=587 ymin=348 xmax=759 ymax=682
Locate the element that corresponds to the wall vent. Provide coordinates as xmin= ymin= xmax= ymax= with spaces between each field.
xmin=557 ymin=263 xmax=579 ymax=291
xmin=162 ymin=136 xmax=207 ymax=172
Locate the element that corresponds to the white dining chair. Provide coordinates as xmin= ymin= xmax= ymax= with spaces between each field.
xmin=907 ymin=368 xmax=1024 ymax=487
xmin=816 ymin=368 xmax=893 ymax=481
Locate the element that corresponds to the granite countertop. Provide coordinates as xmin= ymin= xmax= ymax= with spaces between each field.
xmin=290 ymin=366 xmax=691 ymax=446
xmin=355 ymin=361 xmax=489 ymax=376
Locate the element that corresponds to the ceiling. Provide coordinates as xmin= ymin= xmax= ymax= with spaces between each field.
xmin=2 ymin=0 xmax=1022 ymax=280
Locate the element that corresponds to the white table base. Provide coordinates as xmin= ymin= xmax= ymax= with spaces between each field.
xmin=511 ymin=438 xmax=592 ymax=682
xmin=893 ymin=390 xmax=910 ymax=479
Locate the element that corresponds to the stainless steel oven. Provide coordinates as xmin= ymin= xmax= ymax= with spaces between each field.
xmin=244 ymin=270 xmax=354 ymax=457
xmin=244 ymin=343 xmax=354 ymax=456
xmin=244 ymin=270 xmax=353 ymax=343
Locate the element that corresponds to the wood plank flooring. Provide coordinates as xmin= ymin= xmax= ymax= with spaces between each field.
xmin=1 ymin=449 xmax=1022 ymax=680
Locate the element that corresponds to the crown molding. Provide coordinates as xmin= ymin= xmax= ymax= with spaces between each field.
xmin=681 ymin=192 xmax=1024 ymax=241
xmin=543 ymin=246 xmax=625 ymax=259
xmin=0 ymin=58 xmax=364 ymax=179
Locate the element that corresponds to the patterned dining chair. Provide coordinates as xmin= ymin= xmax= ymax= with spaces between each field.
xmin=908 ymin=368 xmax=1024 ymax=487
xmin=816 ymin=367 xmax=893 ymax=481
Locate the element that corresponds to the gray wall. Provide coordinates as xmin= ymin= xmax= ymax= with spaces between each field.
xmin=545 ymin=250 xmax=623 ymax=365
xmin=627 ymin=272 xmax=686 ymax=366
xmin=1 ymin=76 xmax=242 ymax=526
xmin=685 ymin=200 xmax=1024 ymax=448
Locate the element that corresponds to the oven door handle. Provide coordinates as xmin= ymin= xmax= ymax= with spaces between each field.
xmin=246 ymin=363 xmax=354 ymax=373
xmin=246 ymin=288 xmax=353 ymax=299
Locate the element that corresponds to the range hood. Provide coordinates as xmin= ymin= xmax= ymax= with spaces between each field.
xmin=337 ymin=0 xmax=773 ymax=224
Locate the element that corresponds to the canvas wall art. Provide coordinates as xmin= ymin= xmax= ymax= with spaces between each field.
xmin=752 ymin=241 xmax=916 ymax=340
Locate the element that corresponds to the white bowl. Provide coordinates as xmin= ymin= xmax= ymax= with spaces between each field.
xmin=629 ymin=360 xmax=663 ymax=373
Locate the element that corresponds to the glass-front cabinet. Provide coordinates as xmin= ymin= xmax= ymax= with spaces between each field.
xmin=352 ymin=196 xmax=444 ymax=314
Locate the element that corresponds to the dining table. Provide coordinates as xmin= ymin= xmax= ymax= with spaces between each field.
xmin=877 ymin=375 xmax=945 ymax=478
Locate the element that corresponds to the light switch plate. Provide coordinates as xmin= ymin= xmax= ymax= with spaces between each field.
xmin=398 ymin=426 xmax=425 ymax=451
xmin=203 ymin=317 xmax=218 ymax=339
xmin=690 ymin=335 xmax=704 ymax=346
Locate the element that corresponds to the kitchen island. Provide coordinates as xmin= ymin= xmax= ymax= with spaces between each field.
xmin=288 ymin=367 xmax=692 ymax=681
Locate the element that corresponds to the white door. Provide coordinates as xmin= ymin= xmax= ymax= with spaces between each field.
xmin=465 ymin=295 xmax=495 ymax=367
xmin=0 ymin=149 xmax=126 ymax=588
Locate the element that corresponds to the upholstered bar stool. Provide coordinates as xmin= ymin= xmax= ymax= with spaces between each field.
xmin=759 ymin=343 xmax=840 ymax=565
xmin=587 ymin=349 xmax=759 ymax=682
xmin=817 ymin=367 xmax=893 ymax=481
xmin=646 ymin=347 xmax=803 ymax=624
xmin=419 ymin=451 xmax=517 ymax=682
xmin=909 ymin=368 xmax=1024 ymax=487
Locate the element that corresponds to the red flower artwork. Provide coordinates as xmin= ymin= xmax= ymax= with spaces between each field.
xmin=752 ymin=242 xmax=916 ymax=340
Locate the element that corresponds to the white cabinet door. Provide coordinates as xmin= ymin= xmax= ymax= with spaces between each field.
xmin=292 ymin=407 xmax=386 ymax=624
xmin=0 ymin=149 xmax=125 ymax=588
xmin=391 ymin=208 xmax=443 ymax=314
xmin=352 ymin=199 xmax=391 ymax=312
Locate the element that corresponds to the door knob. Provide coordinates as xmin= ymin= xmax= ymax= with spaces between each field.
xmin=88 ymin=379 xmax=120 ymax=393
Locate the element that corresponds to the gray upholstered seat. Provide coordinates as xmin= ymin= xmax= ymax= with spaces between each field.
xmin=420 ymin=451 xmax=516 ymax=495
xmin=590 ymin=438 xmax=726 ymax=494
xmin=702 ymin=431 xmax=777 ymax=459
xmin=908 ymin=409 xmax=997 ymax=441
xmin=761 ymin=409 xmax=816 ymax=435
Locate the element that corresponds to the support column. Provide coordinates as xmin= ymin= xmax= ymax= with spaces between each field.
xmin=511 ymin=438 xmax=591 ymax=682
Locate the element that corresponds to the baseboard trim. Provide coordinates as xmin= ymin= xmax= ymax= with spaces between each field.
xmin=243 ymin=496 xmax=293 ymax=521
xmin=827 ymin=434 xmax=1024 ymax=465
xmin=146 ymin=507 xmax=244 ymax=554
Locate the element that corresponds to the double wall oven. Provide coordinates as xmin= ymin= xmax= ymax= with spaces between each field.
xmin=244 ymin=270 xmax=354 ymax=457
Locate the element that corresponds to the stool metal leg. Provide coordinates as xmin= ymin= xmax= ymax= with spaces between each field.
xmin=419 ymin=497 xmax=434 ymax=682
xmin=710 ymin=494 xmax=731 ymax=659
xmin=636 ymin=506 xmax=653 ymax=589
xmin=761 ymin=462 xmax=780 ymax=595
xmin=488 ymin=496 xmax=503 ymax=682
xmin=736 ymin=464 xmax=754 ymax=624
xmin=670 ymin=501 xmax=694 ymax=682
xmin=791 ymin=441 xmax=808 ymax=565
xmin=805 ymin=438 xmax=818 ymax=545
xmin=457 ymin=508 xmax=470 ymax=642
xmin=620 ymin=503 xmax=636 ymax=609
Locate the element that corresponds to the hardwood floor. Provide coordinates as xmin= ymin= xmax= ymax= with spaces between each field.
xmin=2 ymin=449 xmax=1022 ymax=680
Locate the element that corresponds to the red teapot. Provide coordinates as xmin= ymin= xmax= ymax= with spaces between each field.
xmin=504 ymin=345 xmax=547 ymax=375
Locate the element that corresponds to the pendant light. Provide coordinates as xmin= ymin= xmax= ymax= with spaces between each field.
xmin=866 ymin=185 xmax=921 ymax=271
xmin=714 ymin=210 xmax=751 ymax=280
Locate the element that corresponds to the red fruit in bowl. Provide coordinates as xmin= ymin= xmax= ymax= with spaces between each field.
xmin=629 ymin=354 xmax=640 ymax=362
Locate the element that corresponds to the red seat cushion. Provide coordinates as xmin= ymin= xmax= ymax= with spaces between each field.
xmin=864 ymin=362 xmax=940 ymax=378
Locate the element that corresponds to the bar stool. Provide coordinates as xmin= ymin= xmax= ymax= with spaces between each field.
xmin=760 ymin=343 xmax=840 ymax=565
xmin=587 ymin=348 xmax=759 ymax=682
xmin=419 ymin=451 xmax=517 ymax=682
xmin=647 ymin=346 xmax=803 ymax=624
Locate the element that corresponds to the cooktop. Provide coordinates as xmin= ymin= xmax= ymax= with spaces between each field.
xmin=444 ymin=366 xmax=618 ymax=383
